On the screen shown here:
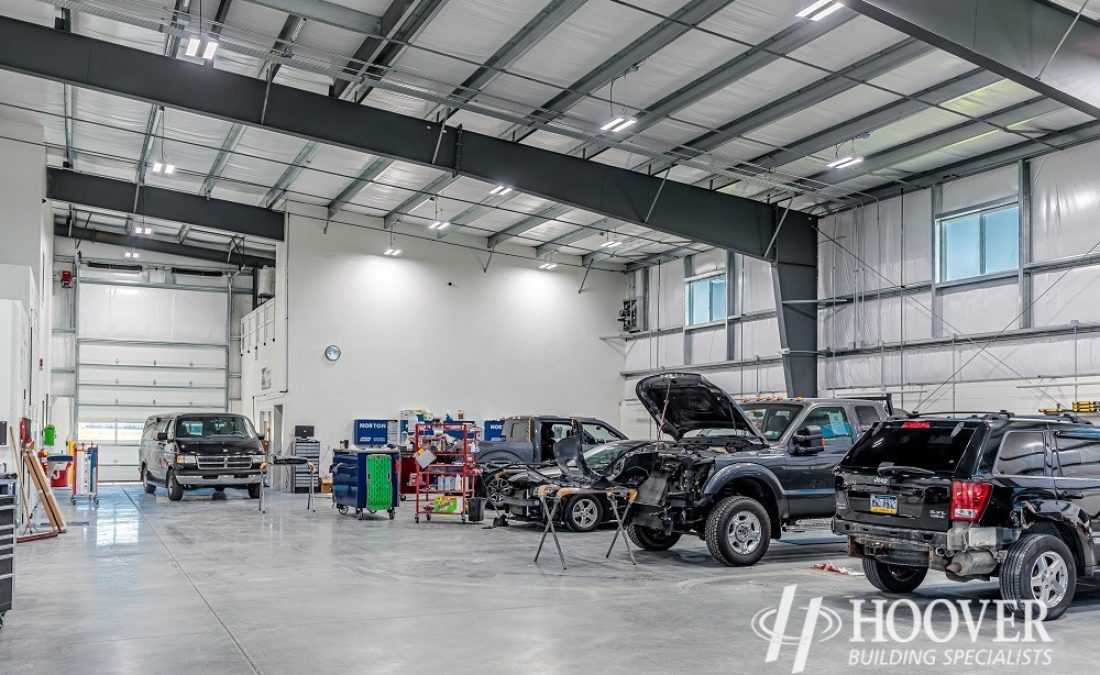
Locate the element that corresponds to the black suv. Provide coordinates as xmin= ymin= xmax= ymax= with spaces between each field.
xmin=834 ymin=412 xmax=1100 ymax=619
xmin=139 ymin=413 xmax=266 ymax=501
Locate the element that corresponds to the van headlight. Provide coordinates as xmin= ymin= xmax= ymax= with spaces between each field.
xmin=175 ymin=454 xmax=197 ymax=466
xmin=252 ymin=455 xmax=265 ymax=466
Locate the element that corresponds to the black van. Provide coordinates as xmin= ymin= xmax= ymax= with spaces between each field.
xmin=833 ymin=412 xmax=1100 ymax=619
xmin=139 ymin=413 xmax=266 ymax=501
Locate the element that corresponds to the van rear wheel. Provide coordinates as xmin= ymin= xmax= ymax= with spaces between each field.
xmin=863 ymin=559 xmax=927 ymax=593
xmin=141 ymin=465 xmax=156 ymax=494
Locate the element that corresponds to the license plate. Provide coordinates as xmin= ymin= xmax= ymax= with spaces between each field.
xmin=870 ymin=494 xmax=898 ymax=515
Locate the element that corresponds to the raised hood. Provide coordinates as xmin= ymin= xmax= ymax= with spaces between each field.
xmin=636 ymin=373 xmax=764 ymax=442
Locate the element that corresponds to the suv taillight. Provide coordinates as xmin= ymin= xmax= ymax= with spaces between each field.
xmin=950 ymin=481 xmax=992 ymax=521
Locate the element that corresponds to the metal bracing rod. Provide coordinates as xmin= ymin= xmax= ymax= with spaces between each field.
xmin=811 ymin=219 xmax=1062 ymax=408
xmin=325 ymin=0 xmax=586 ymax=219
xmin=533 ymin=217 xmax=611 ymax=256
xmin=201 ymin=12 xmax=305 ymax=198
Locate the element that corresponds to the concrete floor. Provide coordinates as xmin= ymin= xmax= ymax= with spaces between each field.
xmin=5 ymin=486 xmax=1100 ymax=674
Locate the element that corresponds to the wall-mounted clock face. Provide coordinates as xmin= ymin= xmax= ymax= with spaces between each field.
xmin=324 ymin=345 xmax=342 ymax=362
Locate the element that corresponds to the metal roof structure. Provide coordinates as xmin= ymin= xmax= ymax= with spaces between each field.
xmin=0 ymin=0 xmax=1095 ymax=270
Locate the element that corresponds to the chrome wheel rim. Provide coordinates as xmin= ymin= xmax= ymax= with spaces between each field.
xmin=727 ymin=511 xmax=762 ymax=555
xmin=1030 ymin=551 xmax=1069 ymax=608
xmin=487 ymin=477 xmax=508 ymax=506
xmin=571 ymin=498 xmax=598 ymax=529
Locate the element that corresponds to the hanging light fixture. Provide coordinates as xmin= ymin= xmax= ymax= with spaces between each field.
xmin=185 ymin=0 xmax=219 ymax=61
xmin=538 ymin=262 xmax=558 ymax=270
xmin=150 ymin=111 xmax=176 ymax=175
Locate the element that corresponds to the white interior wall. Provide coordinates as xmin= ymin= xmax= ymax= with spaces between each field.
xmin=240 ymin=204 xmax=626 ymax=470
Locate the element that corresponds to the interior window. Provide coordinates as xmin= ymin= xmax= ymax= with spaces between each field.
xmin=1054 ymin=429 xmax=1100 ymax=478
xmin=582 ymin=423 xmax=619 ymax=444
xmin=504 ymin=420 xmax=527 ymax=442
xmin=685 ymin=275 xmax=727 ymax=326
xmin=855 ymin=406 xmax=880 ymax=430
xmin=803 ymin=407 xmax=852 ymax=439
xmin=937 ymin=205 xmax=1019 ymax=282
xmin=546 ymin=423 xmax=573 ymax=442
xmin=994 ymin=430 xmax=1048 ymax=476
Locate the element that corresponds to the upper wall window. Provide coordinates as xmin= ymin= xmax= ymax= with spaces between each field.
xmin=686 ymin=274 xmax=726 ymax=326
xmin=937 ymin=205 xmax=1019 ymax=282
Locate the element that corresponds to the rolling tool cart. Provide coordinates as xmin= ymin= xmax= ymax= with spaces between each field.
xmin=0 ymin=475 xmax=14 ymax=630
xmin=412 ymin=423 xmax=483 ymax=524
xmin=331 ymin=449 xmax=399 ymax=520
xmin=69 ymin=443 xmax=99 ymax=506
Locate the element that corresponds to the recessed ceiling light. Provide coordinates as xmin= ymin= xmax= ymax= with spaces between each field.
xmin=796 ymin=0 xmax=841 ymax=20
xmin=611 ymin=118 xmax=637 ymax=133
xmin=600 ymin=117 xmax=625 ymax=132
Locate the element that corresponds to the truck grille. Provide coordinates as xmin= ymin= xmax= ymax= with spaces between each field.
xmin=196 ymin=455 xmax=253 ymax=471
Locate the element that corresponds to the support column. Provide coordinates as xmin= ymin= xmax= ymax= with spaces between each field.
xmin=770 ymin=209 xmax=819 ymax=397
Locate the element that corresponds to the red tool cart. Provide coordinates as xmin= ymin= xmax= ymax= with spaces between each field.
xmin=412 ymin=422 xmax=483 ymax=524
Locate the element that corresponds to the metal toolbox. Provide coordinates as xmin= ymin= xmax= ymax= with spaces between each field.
xmin=331 ymin=450 xmax=399 ymax=520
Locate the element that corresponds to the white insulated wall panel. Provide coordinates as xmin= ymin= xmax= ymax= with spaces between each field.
xmin=739 ymin=255 xmax=775 ymax=314
xmin=690 ymin=249 xmax=725 ymax=276
xmin=1032 ymin=265 xmax=1100 ymax=327
xmin=737 ymin=317 xmax=780 ymax=360
xmin=855 ymin=196 xmax=903 ymax=292
xmin=940 ymin=280 xmax=1019 ymax=336
xmin=901 ymin=189 xmax=933 ymax=285
xmin=941 ymin=165 xmax=1018 ymax=213
xmin=624 ymin=332 xmax=685 ymax=372
xmin=1031 ymin=138 xmax=1100 ymax=262
xmin=647 ymin=260 xmax=685 ymax=330
xmin=688 ymin=325 xmax=726 ymax=364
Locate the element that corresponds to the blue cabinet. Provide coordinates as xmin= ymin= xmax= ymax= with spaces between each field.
xmin=331 ymin=450 xmax=399 ymax=520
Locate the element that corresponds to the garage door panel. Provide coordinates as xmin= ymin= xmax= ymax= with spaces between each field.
xmin=79 ymin=342 xmax=228 ymax=367
xmin=78 ymin=364 xmax=227 ymax=387
xmin=78 ymin=283 xmax=228 ymax=343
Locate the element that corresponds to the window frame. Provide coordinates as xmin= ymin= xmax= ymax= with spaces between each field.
xmin=684 ymin=272 xmax=728 ymax=328
xmin=935 ymin=201 xmax=1020 ymax=283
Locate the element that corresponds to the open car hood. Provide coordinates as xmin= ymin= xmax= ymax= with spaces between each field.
xmin=636 ymin=373 xmax=765 ymax=442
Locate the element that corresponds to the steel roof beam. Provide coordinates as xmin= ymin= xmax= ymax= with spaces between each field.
xmin=2 ymin=16 xmax=801 ymax=255
xmin=47 ymin=169 xmax=284 ymax=241
xmin=241 ymin=0 xmax=380 ymax=34
xmin=770 ymin=97 xmax=1062 ymax=201
xmin=200 ymin=13 xmax=305 ymax=197
xmin=265 ymin=0 xmax=446 ymax=210
xmin=846 ymin=0 xmax=1100 ymax=120
xmin=56 ymin=220 xmax=274 ymax=268
xmin=533 ymin=217 xmax=610 ymax=257
xmin=636 ymin=37 xmax=933 ymax=177
xmin=567 ymin=10 xmax=856 ymax=162
xmin=701 ymin=68 xmax=1003 ymax=191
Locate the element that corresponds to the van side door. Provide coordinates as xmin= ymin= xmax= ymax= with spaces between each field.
xmin=151 ymin=418 xmax=171 ymax=480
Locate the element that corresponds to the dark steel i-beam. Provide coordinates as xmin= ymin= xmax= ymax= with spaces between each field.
xmin=845 ymin=0 xmax=1100 ymax=120
xmin=56 ymin=221 xmax=274 ymax=268
xmin=47 ymin=169 xmax=284 ymax=241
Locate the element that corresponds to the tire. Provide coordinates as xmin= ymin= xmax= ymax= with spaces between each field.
xmin=705 ymin=496 xmax=771 ymax=566
xmin=215 ymin=487 xmax=226 ymax=493
xmin=247 ymin=484 xmax=261 ymax=499
xmin=167 ymin=470 xmax=183 ymax=502
xmin=563 ymin=495 xmax=603 ymax=533
xmin=484 ymin=474 xmax=510 ymax=510
xmin=627 ymin=524 xmax=682 ymax=551
xmin=141 ymin=465 xmax=156 ymax=495
xmin=863 ymin=559 xmax=928 ymax=594
xmin=999 ymin=534 xmax=1077 ymax=620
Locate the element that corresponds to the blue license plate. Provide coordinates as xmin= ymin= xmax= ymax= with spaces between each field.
xmin=870 ymin=494 xmax=898 ymax=514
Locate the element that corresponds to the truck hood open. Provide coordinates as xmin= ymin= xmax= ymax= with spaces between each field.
xmin=636 ymin=373 xmax=766 ymax=442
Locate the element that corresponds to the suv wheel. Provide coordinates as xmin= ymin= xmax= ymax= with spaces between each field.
xmin=1000 ymin=534 xmax=1077 ymax=620
xmin=627 ymin=524 xmax=682 ymax=551
xmin=705 ymin=496 xmax=771 ymax=566
xmin=863 ymin=559 xmax=928 ymax=593
xmin=484 ymin=475 xmax=510 ymax=510
xmin=563 ymin=495 xmax=603 ymax=532
xmin=141 ymin=464 xmax=156 ymax=494
xmin=166 ymin=470 xmax=184 ymax=502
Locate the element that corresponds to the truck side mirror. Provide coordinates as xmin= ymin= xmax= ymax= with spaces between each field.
xmin=791 ymin=425 xmax=825 ymax=455
xmin=156 ymin=431 xmax=168 ymax=442
xmin=256 ymin=433 xmax=266 ymax=441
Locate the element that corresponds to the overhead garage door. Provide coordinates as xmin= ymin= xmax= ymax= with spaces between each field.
xmin=76 ymin=278 xmax=229 ymax=482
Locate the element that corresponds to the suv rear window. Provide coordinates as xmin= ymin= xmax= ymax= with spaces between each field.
xmin=840 ymin=421 xmax=978 ymax=474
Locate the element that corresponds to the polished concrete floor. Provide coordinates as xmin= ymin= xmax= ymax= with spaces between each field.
xmin=5 ymin=485 xmax=1100 ymax=674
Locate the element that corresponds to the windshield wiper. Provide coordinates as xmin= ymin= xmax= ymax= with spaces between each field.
xmin=877 ymin=465 xmax=935 ymax=477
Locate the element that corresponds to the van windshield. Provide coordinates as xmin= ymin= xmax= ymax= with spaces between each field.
xmin=840 ymin=421 xmax=978 ymax=474
xmin=175 ymin=416 xmax=256 ymax=440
